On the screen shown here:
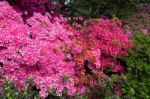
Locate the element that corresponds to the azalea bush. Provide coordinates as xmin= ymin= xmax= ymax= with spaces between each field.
xmin=0 ymin=1 xmax=84 ymax=98
xmin=0 ymin=0 xmax=133 ymax=99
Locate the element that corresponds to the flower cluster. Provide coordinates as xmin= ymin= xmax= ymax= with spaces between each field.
xmin=70 ymin=18 xmax=132 ymax=88
xmin=6 ymin=0 xmax=62 ymax=20
xmin=0 ymin=1 xmax=84 ymax=98
xmin=0 ymin=1 xmax=132 ymax=99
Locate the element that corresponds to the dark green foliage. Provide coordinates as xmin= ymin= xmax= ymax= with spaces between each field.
xmin=86 ymin=74 xmax=123 ymax=99
xmin=58 ymin=0 xmax=141 ymax=19
xmin=122 ymin=33 xmax=150 ymax=98
xmin=0 ymin=78 xmax=40 ymax=99
xmin=0 ymin=78 xmax=86 ymax=99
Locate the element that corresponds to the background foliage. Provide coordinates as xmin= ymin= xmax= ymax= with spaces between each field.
xmin=122 ymin=33 xmax=150 ymax=99
xmin=58 ymin=0 xmax=150 ymax=19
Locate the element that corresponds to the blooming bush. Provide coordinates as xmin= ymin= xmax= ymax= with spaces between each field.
xmin=7 ymin=0 xmax=61 ymax=13
xmin=0 ymin=1 xmax=84 ymax=98
xmin=67 ymin=18 xmax=132 ymax=96
xmin=0 ymin=1 xmax=132 ymax=98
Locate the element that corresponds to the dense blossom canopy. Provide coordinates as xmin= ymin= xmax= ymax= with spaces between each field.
xmin=0 ymin=1 xmax=84 ymax=98
xmin=69 ymin=19 xmax=132 ymax=88
xmin=0 ymin=1 xmax=132 ymax=98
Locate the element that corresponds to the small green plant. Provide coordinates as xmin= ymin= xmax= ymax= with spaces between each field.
xmin=0 ymin=78 xmax=40 ymax=99
xmin=0 ymin=78 xmax=19 ymax=99
xmin=122 ymin=33 xmax=150 ymax=98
